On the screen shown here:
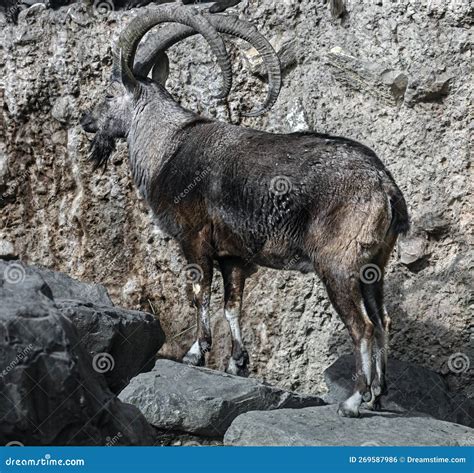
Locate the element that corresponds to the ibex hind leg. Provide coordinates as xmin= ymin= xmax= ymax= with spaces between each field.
xmin=361 ymin=280 xmax=387 ymax=411
xmin=361 ymin=235 xmax=397 ymax=409
xmin=322 ymin=272 xmax=375 ymax=418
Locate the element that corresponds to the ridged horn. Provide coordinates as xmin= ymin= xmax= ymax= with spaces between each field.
xmin=116 ymin=4 xmax=232 ymax=98
xmin=134 ymin=15 xmax=282 ymax=117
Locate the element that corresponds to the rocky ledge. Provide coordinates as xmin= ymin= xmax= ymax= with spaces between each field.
xmin=1 ymin=260 xmax=472 ymax=446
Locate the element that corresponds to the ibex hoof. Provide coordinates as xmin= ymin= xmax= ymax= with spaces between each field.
xmin=182 ymin=341 xmax=205 ymax=367
xmin=337 ymin=403 xmax=360 ymax=418
xmin=226 ymin=352 xmax=250 ymax=377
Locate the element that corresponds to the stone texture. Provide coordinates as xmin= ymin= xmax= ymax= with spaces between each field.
xmin=323 ymin=355 xmax=474 ymax=428
xmin=3 ymin=262 xmax=165 ymax=393
xmin=0 ymin=260 xmax=155 ymax=446
xmin=224 ymin=405 xmax=474 ymax=447
xmin=58 ymin=299 xmax=165 ymax=393
xmin=119 ymin=359 xmax=325 ymax=436
xmin=0 ymin=0 xmax=472 ymax=402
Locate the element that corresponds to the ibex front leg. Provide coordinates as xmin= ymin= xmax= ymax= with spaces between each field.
xmin=182 ymin=228 xmax=214 ymax=367
xmin=219 ymin=258 xmax=250 ymax=377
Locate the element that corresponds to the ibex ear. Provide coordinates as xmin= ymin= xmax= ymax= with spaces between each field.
xmin=151 ymin=52 xmax=170 ymax=86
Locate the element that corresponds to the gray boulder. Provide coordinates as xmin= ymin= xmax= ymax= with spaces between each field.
xmin=119 ymin=359 xmax=325 ymax=437
xmin=57 ymin=300 xmax=164 ymax=393
xmin=32 ymin=264 xmax=113 ymax=306
xmin=323 ymin=355 xmax=474 ymax=428
xmin=16 ymin=263 xmax=165 ymax=393
xmin=0 ymin=260 xmax=155 ymax=446
xmin=224 ymin=405 xmax=474 ymax=446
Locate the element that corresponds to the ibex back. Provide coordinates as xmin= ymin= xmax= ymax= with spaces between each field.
xmin=81 ymin=4 xmax=409 ymax=418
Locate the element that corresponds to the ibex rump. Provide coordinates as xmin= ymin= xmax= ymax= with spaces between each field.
xmin=81 ymin=4 xmax=409 ymax=417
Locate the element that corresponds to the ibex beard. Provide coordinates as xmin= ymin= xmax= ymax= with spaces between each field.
xmin=81 ymin=4 xmax=409 ymax=418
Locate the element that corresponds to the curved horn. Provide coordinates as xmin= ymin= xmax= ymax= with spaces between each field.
xmin=117 ymin=4 xmax=232 ymax=98
xmin=134 ymin=15 xmax=282 ymax=117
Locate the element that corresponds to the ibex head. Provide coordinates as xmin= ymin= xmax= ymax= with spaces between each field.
xmin=80 ymin=4 xmax=282 ymax=170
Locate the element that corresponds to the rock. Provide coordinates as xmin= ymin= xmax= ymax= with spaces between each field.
xmin=0 ymin=260 xmax=155 ymax=446
xmin=30 ymin=264 xmax=113 ymax=306
xmin=119 ymin=359 xmax=325 ymax=436
xmin=224 ymin=405 xmax=474 ymax=446
xmin=323 ymin=355 xmax=474 ymax=428
xmin=325 ymin=47 xmax=408 ymax=105
xmin=51 ymin=95 xmax=75 ymax=124
xmin=0 ymin=239 xmax=16 ymax=260
xmin=398 ymin=233 xmax=428 ymax=265
xmin=419 ymin=211 xmax=450 ymax=237
xmin=7 ymin=262 xmax=165 ymax=393
xmin=404 ymin=72 xmax=452 ymax=106
xmin=58 ymin=299 xmax=165 ymax=393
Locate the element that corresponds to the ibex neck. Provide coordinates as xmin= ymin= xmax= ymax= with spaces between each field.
xmin=127 ymin=93 xmax=195 ymax=201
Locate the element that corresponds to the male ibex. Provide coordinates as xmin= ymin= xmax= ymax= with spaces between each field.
xmin=81 ymin=4 xmax=409 ymax=417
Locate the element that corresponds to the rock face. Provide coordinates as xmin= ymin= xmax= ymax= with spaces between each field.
xmin=0 ymin=260 xmax=156 ymax=446
xmin=119 ymin=359 xmax=325 ymax=436
xmin=0 ymin=0 xmax=472 ymax=401
xmin=224 ymin=405 xmax=474 ymax=447
xmin=324 ymin=355 xmax=474 ymax=428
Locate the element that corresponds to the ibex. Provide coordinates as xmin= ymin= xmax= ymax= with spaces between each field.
xmin=81 ymin=4 xmax=409 ymax=418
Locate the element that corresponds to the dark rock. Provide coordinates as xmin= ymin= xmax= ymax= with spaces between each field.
xmin=57 ymin=299 xmax=165 ymax=393
xmin=323 ymin=355 xmax=474 ymax=428
xmin=31 ymin=264 xmax=113 ymax=306
xmin=0 ymin=260 xmax=155 ymax=446
xmin=404 ymin=73 xmax=452 ymax=106
xmin=119 ymin=359 xmax=325 ymax=437
xmin=419 ymin=211 xmax=450 ymax=237
xmin=21 ymin=264 xmax=165 ymax=393
xmin=224 ymin=404 xmax=474 ymax=446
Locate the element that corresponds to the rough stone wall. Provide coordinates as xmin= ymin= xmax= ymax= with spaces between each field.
xmin=1 ymin=0 xmax=472 ymax=398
